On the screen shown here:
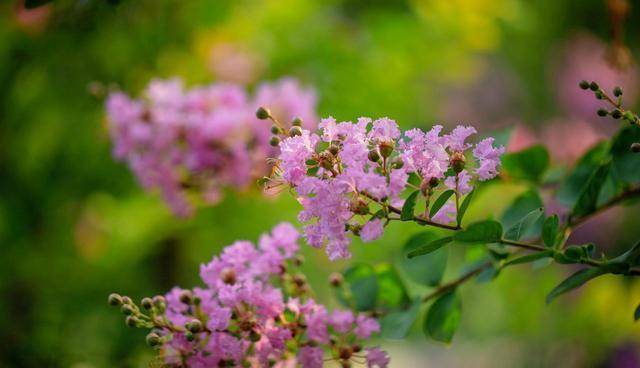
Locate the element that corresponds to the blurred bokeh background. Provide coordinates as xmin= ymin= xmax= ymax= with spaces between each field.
xmin=1 ymin=0 xmax=640 ymax=367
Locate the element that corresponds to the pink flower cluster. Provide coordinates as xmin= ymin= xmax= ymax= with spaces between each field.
xmin=270 ymin=117 xmax=504 ymax=260
xmin=105 ymin=77 xmax=317 ymax=216
xmin=114 ymin=223 xmax=388 ymax=368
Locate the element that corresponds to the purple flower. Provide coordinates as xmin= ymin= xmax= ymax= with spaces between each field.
xmin=298 ymin=346 xmax=324 ymax=368
xmin=354 ymin=315 xmax=380 ymax=339
xmin=443 ymin=125 xmax=477 ymax=151
xmin=366 ymin=347 xmax=390 ymax=368
xmin=473 ymin=137 xmax=505 ymax=180
xmin=360 ymin=219 xmax=384 ymax=242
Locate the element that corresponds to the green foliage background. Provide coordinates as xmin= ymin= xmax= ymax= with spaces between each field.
xmin=1 ymin=0 xmax=639 ymax=366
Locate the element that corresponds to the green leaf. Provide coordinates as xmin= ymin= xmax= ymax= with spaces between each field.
xmin=456 ymin=189 xmax=475 ymax=226
xmin=546 ymin=267 xmax=607 ymax=304
xmin=542 ymin=215 xmax=560 ymax=248
xmin=501 ymin=189 xmax=544 ymax=240
xmin=401 ymin=232 xmax=449 ymax=286
xmin=454 ymin=220 xmax=503 ymax=244
xmin=504 ymin=207 xmax=543 ymax=241
xmin=424 ymin=291 xmax=462 ymax=343
xmin=557 ymin=141 xmax=609 ymax=207
xmin=610 ymin=125 xmax=640 ymax=183
xmin=610 ymin=240 xmax=640 ymax=265
xmin=380 ymin=298 xmax=421 ymax=340
xmin=502 ymin=145 xmax=550 ymax=182
xmin=503 ymin=250 xmax=554 ymax=267
xmin=571 ymin=162 xmax=611 ymax=218
xmin=407 ymin=236 xmax=453 ymax=258
xmin=430 ymin=190 xmax=455 ymax=218
xmin=374 ymin=263 xmax=410 ymax=310
xmin=635 ymin=304 xmax=640 ymax=322
xmin=401 ymin=191 xmax=420 ymax=221
xmin=335 ymin=264 xmax=378 ymax=311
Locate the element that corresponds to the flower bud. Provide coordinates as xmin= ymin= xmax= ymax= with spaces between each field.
xmin=125 ymin=316 xmax=138 ymax=327
xmin=319 ymin=151 xmax=334 ymax=170
xmin=348 ymin=198 xmax=370 ymax=215
xmin=122 ymin=296 xmax=132 ymax=305
xmin=563 ymin=245 xmax=583 ymax=261
xmin=339 ymin=347 xmax=352 ymax=360
xmin=270 ymin=136 xmax=281 ymax=147
xmin=291 ymin=117 xmax=303 ymax=127
xmin=256 ymin=107 xmax=271 ymax=120
xmin=185 ymin=331 xmax=195 ymax=341
xmin=420 ymin=179 xmax=431 ymax=196
xmin=595 ymin=91 xmax=604 ymax=100
xmin=220 ymin=267 xmax=237 ymax=285
xmin=146 ymin=332 xmax=161 ymax=347
xmin=378 ymin=141 xmax=394 ymax=158
xmin=352 ymin=344 xmax=362 ymax=353
xmin=186 ymin=319 xmax=203 ymax=333
xmin=579 ymin=80 xmax=590 ymax=90
xmin=623 ymin=111 xmax=635 ymax=122
xmin=368 ymin=149 xmax=380 ymax=163
xmin=329 ymin=273 xmax=343 ymax=287
xmin=328 ymin=144 xmax=340 ymax=155
xmin=391 ymin=156 xmax=404 ymax=169
xmin=108 ymin=293 xmax=123 ymax=307
xmin=141 ymin=297 xmax=153 ymax=310
xmin=179 ymin=290 xmax=193 ymax=304
xmin=589 ymin=81 xmax=599 ymax=91
xmin=596 ymin=108 xmax=608 ymax=117
xmin=121 ymin=304 xmax=134 ymax=316
xmin=153 ymin=296 xmax=166 ymax=312
xmin=270 ymin=125 xmax=281 ymax=134
xmin=631 ymin=142 xmax=640 ymax=153
xmin=193 ymin=296 xmax=201 ymax=306
xmin=611 ymin=109 xmax=622 ymax=119
xmin=293 ymin=255 xmax=304 ymax=266
xmin=613 ymin=86 xmax=623 ymax=97
xmin=450 ymin=151 xmax=466 ymax=173
xmin=289 ymin=126 xmax=303 ymax=137
xmin=249 ymin=330 xmax=261 ymax=342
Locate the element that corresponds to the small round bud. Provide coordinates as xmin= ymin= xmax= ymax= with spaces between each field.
xmin=121 ymin=304 xmax=134 ymax=316
xmin=367 ymin=149 xmax=380 ymax=163
xmin=348 ymin=198 xmax=370 ymax=215
xmin=595 ymin=91 xmax=604 ymax=100
xmin=623 ymin=111 xmax=635 ymax=122
xmin=631 ymin=143 xmax=640 ymax=153
xmin=193 ymin=296 xmax=201 ymax=306
xmin=293 ymin=274 xmax=306 ymax=287
xmin=141 ymin=297 xmax=153 ymax=310
xmin=269 ymin=136 xmax=281 ymax=147
xmin=596 ymin=108 xmax=608 ymax=117
xmin=249 ymin=330 xmax=261 ymax=342
xmin=352 ymin=344 xmax=362 ymax=353
xmin=339 ymin=347 xmax=352 ymax=360
xmin=589 ymin=81 xmax=599 ymax=91
xmin=153 ymin=296 xmax=166 ymax=311
xmin=220 ymin=268 xmax=237 ymax=285
xmin=611 ymin=109 xmax=622 ymax=119
xmin=391 ymin=156 xmax=404 ymax=169
xmin=318 ymin=151 xmax=334 ymax=170
xmin=185 ymin=331 xmax=195 ymax=341
xmin=186 ymin=319 xmax=203 ymax=333
xmin=429 ymin=177 xmax=440 ymax=187
xmin=328 ymin=144 xmax=340 ymax=155
xmin=122 ymin=296 xmax=132 ymax=305
xmin=256 ymin=107 xmax=270 ymax=120
xmin=564 ymin=245 xmax=582 ymax=261
xmin=146 ymin=332 xmax=161 ymax=347
xmin=329 ymin=273 xmax=343 ymax=287
xmin=450 ymin=151 xmax=466 ymax=173
xmin=613 ymin=86 xmax=623 ymax=97
xmin=378 ymin=141 xmax=394 ymax=158
xmin=289 ymin=126 xmax=303 ymax=137
xmin=270 ymin=125 xmax=281 ymax=135
xmin=579 ymin=80 xmax=590 ymax=90
xmin=179 ymin=290 xmax=192 ymax=304
xmin=108 ymin=293 xmax=123 ymax=307
xmin=291 ymin=117 xmax=303 ymax=127
xmin=125 ymin=316 xmax=138 ymax=327
xmin=293 ymin=255 xmax=304 ymax=266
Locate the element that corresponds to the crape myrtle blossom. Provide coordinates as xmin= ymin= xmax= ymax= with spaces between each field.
xmin=263 ymin=115 xmax=505 ymax=260
xmin=109 ymin=223 xmax=388 ymax=368
xmin=105 ymin=77 xmax=317 ymax=216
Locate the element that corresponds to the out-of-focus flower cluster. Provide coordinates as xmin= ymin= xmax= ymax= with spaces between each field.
xmin=264 ymin=116 xmax=504 ymax=260
xmin=109 ymin=223 xmax=388 ymax=368
xmin=105 ymin=77 xmax=317 ymax=216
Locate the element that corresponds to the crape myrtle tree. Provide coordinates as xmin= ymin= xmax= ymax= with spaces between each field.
xmin=105 ymin=76 xmax=640 ymax=367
